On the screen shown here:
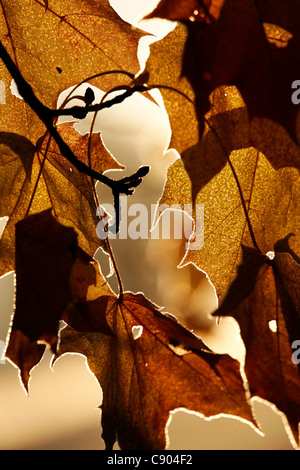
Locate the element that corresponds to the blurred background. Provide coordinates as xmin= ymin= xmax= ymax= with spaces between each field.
xmin=0 ymin=0 xmax=296 ymax=450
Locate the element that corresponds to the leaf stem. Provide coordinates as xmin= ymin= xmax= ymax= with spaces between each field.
xmin=106 ymin=235 xmax=124 ymax=300
xmin=86 ymin=89 xmax=124 ymax=295
xmin=204 ymin=116 xmax=261 ymax=253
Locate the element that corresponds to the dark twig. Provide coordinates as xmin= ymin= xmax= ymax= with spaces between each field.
xmin=0 ymin=40 xmax=149 ymax=232
xmin=50 ymin=84 xmax=148 ymax=120
xmin=50 ymin=83 xmax=193 ymax=121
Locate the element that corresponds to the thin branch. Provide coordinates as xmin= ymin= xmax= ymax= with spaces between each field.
xmin=50 ymin=84 xmax=148 ymax=120
xmin=50 ymin=83 xmax=193 ymax=121
xmin=0 ymin=40 xmax=149 ymax=225
xmin=56 ymin=70 xmax=135 ymax=112
xmin=86 ymin=90 xmax=125 ymax=295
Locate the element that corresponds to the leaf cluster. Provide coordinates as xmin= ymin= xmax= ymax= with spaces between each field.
xmin=0 ymin=0 xmax=300 ymax=450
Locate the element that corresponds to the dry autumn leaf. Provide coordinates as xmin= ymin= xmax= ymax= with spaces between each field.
xmin=161 ymin=146 xmax=300 ymax=303
xmin=141 ymin=23 xmax=198 ymax=155
xmin=0 ymin=0 xmax=144 ymax=108
xmin=144 ymin=0 xmax=300 ymax=173
xmin=144 ymin=0 xmax=300 ymax=447
xmin=58 ymin=290 xmax=256 ymax=450
xmin=0 ymin=0 xmax=145 ymax=150
xmin=158 ymin=83 xmax=300 ymax=302
xmin=6 ymin=209 xmax=114 ymax=391
xmin=5 ymin=209 xmax=78 ymax=390
xmin=215 ymin=238 xmax=300 ymax=445
xmin=0 ymin=0 xmax=148 ymax=277
xmin=0 ymin=122 xmax=121 ymax=277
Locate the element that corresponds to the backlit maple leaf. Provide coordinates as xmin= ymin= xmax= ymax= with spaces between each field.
xmin=215 ymin=239 xmax=300 ymax=445
xmin=0 ymin=123 xmax=121 ymax=276
xmin=58 ymin=291 xmax=256 ymax=449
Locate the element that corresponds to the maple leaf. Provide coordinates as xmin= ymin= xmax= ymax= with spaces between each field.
xmin=0 ymin=0 xmax=151 ymax=277
xmin=0 ymin=122 xmax=121 ymax=277
xmin=152 ymin=78 xmax=300 ymax=316
xmin=5 ymin=209 xmax=113 ymax=392
xmin=214 ymin=238 xmax=300 ymax=445
xmin=0 ymin=0 xmax=145 ymax=164
xmin=160 ymin=131 xmax=300 ymax=302
xmin=145 ymin=0 xmax=300 ymax=172
xmin=0 ymin=0 xmax=144 ymax=113
xmin=141 ymin=24 xmax=198 ymax=155
xmin=58 ymin=290 xmax=256 ymax=450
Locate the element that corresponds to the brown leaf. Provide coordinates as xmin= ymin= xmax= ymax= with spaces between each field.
xmin=146 ymin=0 xmax=225 ymax=22
xmin=182 ymin=0 xmax=300 ymax=166
xmin=0 ymin=0 xmax=144 ymax=112
xmin=58 ymin=291 xmax=256 ymax=450
xmin=0 ymin=0 xmax=143 ymax=277
xmin=0 ymin=123 xmax=120 ymax=276
xmin=5 ymin=209 xmax=113 ymax=391
xmin=5 ymin=209 xmax=77 ymax=391
xmin=142 ymin=24 xmax=198 ymax=155
xmin=0 ymin=0 xmax=145 ymax=150
xmin=144 ymin=1 xmax=300 ymax=185
xmin=161 ymin=147 xmax=300 ymax=302
xmin=215 ymin=238 xmax=300 ymax=444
